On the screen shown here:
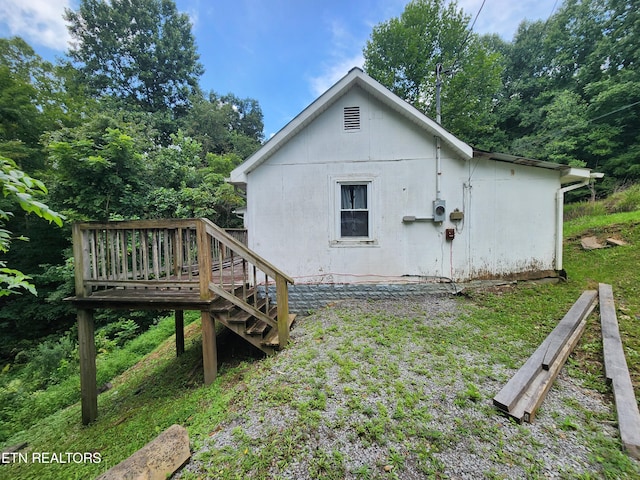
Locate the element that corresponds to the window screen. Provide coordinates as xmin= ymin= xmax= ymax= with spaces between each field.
xmin=340 ymin=184 xmax=368 ymax=237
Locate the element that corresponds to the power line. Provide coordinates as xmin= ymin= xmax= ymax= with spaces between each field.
xmin=589 ymin=100 xmax=640 ymax=123
xmin=438 ymin=0 xmax=487 ymax=124
xmin=468 ymin=0 xmax=487 ymax=33
xmin=452 ymin=0 xmax=487 ymax=67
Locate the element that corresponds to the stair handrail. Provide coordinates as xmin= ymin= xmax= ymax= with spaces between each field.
xmin=200 ymin=218 xmax=294 ymax=284
xmin=197 ymin=218 xmax=294 ymax=348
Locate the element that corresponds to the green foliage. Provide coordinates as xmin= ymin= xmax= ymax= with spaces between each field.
xmin=491 ymin=0 xmax=640 ymax=189
xmin=363 ymin=0 xmax=504 ymax=145
xmin=182 ymin=92 xmax=264 ymax=157
xmin=0 ymin=311 xmax=197 ymax=444
xmin=46 ymin=115 xmax=149 ymax=221
xmin=0 ymin=155 xmax=64 ymax=296
xmin=143 ymin=133 xmax=245 ymax=225
xmin=564 ymin=184 xmax=640 ymax=222
xmin=65 ymin=0 xmax=203 ymax=118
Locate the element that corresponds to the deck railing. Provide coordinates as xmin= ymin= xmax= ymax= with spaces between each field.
xmin=199 ymin=218 xmax=293 ymax=347
xmin=72 ymin=219 xmax=293 ymax=346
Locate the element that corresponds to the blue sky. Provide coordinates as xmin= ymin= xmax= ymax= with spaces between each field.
xmin=0 ymin=0 xmax=559 ymax=138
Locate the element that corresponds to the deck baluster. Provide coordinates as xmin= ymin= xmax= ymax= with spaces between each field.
xmin=131 ymin=229 xmax=138 ymax=282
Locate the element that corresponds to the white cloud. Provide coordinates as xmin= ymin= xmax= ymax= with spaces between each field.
xmin=309 ymin=53 xmax=364 ymax=97
xmin=308 ymin=17 xmax=366 ymax=98
xmin=456 ymin=0 xmax=558 ymax=40
xmin=0 ymin=0 xmax=72 ymax=51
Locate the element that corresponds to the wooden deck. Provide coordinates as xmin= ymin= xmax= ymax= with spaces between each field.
xmin=69 ymin=218 xmax=294 ymax=425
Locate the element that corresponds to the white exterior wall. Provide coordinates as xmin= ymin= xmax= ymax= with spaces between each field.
xmin=244 ymin=86 xmax=561 ymax=283
xmin=461 ymin=159 xmax=559 ymax=279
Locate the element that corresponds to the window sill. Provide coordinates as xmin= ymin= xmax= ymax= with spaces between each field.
xmin=330 ymin=239 xmax=378 ymax=248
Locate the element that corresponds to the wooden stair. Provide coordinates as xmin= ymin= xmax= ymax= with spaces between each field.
xmin=209 ymin=287 xmax=296 ymax=355
xmin=69 ymin=218 xmax=296 ymax=425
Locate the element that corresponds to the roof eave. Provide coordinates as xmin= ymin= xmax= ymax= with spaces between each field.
xmin=472 ymin=149 xmax=595 ymax=184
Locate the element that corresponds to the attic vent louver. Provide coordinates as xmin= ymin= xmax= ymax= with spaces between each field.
xmin=343 ymin=106 xmax=361 ymax=131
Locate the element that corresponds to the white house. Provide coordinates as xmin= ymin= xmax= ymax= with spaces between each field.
xmin=229 ymin=68 xmax=594 ymax=288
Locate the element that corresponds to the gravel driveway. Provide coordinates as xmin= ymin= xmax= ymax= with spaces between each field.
xmin=178 ymin=295 xmax=636 ymax=479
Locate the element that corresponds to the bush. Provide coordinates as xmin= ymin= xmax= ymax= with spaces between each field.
xmin=20 ymin=334 xmax=78 ymax=390
xmin=604 ymin=183 xmax=640 ymax=213
xmin=564 ymin=183 xmax=640 ymax=221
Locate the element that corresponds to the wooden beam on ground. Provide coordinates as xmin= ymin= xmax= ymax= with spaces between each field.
xmin=500 ymin=316 xmax=588 ymax=423
xmin=599 ymin=283 xmax=640 ymax=460
xmin=524 ymin=315 xmax=588 ymax=422
xmin=493 ymin=290 xmax=597 ymax=420
xmin=542 ymin=290 xmax=597 ymax=370
xmin=78 ymin=309 xmax=97 ymax=425
xmin=96 ymin=424 xmax=190 ymax=480
xmin=201 ymin=312 xmax=217 ymax=385
xmin=493 ymin=334 xmax=552 ymax=413
xmin=175 ymin=310 xmax=185 ymax=357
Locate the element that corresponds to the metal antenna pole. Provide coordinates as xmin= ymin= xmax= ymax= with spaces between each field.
xmin=435 ymin=63 xmax=443 ymax=125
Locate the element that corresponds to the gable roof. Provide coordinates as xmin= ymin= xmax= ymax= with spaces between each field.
xmin=229 ymin=67 xmax=473 ymax=185
xmin=229 ymin=67 xmax=594 ymax=186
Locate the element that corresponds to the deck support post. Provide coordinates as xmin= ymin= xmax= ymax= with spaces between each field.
xmin=276 ymin=275 xmax=290 ymax=348
xmin=175 ymin=310 xmax=185 ymax=356
xmin=201 ymin=312 xmax=217 ymax=385
xmin=78 ymin=308 xmax=97 ymax=425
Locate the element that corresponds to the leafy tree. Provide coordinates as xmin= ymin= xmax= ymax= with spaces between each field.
xmin=363 ymin=0 xmax=503 ymax=146
xmin=143 ymin=133 xmax=245 ymax=226
xmin=65 ymin=0 xmax=204 ymax=118
xmin=1 ymin=156 xmax=64 ymax=296
xmin=182 ymin=92 xmax=264 ymax=158
xmin=0 ymin=37 xmax=92 ymax=171
xmin=46 ymin=114 xmax=150 ymax=221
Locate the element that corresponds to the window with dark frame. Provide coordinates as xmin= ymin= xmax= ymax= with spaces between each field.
xmin=340 ymin=184 xmax=368 ymax=237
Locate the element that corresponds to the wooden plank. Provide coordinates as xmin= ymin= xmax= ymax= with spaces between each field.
xmin=599 ymin=283 xmax=640 ymax=459
xmin=84 ymin=279 xmax=199 ymax=288
xmin=76 ymin=218 xmax=198 ymax=230
xmin=89 ymin=230 xmax=98 ymax=280
xmin=600 ymin=283 xmax=624 ymax=382
xmin=141 ymin=230 xmax=149 ymax=280
xmin=109 ymin=230 xmax=117 ymax=280
xmin=78 ymin=309 xmax=97 ymax=425
xmin=524 ymin=315 xmax=588 ymax=422
xmin=196 ymin=222 xmax=213 ymax=300
xmin=152 ymin=230 xmax=160 ymax=279
xmin=245 ymin=318 xmax=268 ymax=336
xmin=202 ymin=219 xmax=294 ymax=284
xmin=263 ymin=314 xmax=297 ymax=347
xmin=493 ymin=335 xmax=551 ymax=412
xmin=494 ymin=290 xmax=597 ymax=412
xmin=175 ymin=228 xmax=183 ymax=279
xmin=209 ymin=282 xmax=277 ymax=329
xmin=163 ymin=228 xmax=171 ymax=279
xmin=119 ymin=230 xmax=128 ymax=280
xmin=499 ymin=315 xmax=588 ymax=423
xmin=131 ymin=229 xmax=138 ymax=280
xmin=72 ymin=223 xmax=90 ymax=297
xmin=542 ymin=290 xmax=597 ymax=370
xmin=505 ymin=364 xmax=547 ymax=423
xmin=98 ymin=230 xmax=107 ymax=280
xmin=185 ymin=228 xmax=193 ymax=281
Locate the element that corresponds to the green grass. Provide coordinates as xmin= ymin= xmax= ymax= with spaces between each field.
xmin=2 ymin=191 xmax=640 ymax=479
